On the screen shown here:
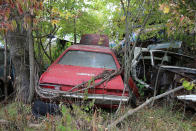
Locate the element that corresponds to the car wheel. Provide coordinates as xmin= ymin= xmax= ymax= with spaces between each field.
xmin=32 ymin=100 xmax=62 ymax=118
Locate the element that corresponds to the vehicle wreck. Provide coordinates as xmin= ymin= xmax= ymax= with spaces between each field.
xmin=36 ymin=34 xmax=137 ymax=108
xmin=131 ymin=42 xmax=196 ymax=97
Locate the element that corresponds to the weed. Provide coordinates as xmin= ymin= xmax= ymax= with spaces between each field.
xmin=0 ymin=101 xmax=195 ymax=131
xmin=137 ymin=83 xmax=145 ymax=96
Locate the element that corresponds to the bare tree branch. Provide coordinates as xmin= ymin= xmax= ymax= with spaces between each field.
xmin=34 ymin=24 xmax=57 ymax=38
xmin=35 ymin=69 xmax=123 ymax=99
xmin=39 ymin=38 xmax=53 ymax=63
xmin=106 ymin=80 xmax=196 ymax=130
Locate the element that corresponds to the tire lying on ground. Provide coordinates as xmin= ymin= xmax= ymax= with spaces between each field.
xmin=32 ymin=100 xmax=62 ymax=118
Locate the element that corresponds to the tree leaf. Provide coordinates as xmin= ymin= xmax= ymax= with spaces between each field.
xmin=4 ymin=8 xmax=10 ymax=21
xmin=163 ymin=6 xmax=170 ymax=14
xmin=183 ymin=81 xmax=190 ymax=88
xmin=51 ymin=20 xmax=59 ymax=25
xmin=61 ymin=106 xmax=66 ymax=116
xmin=183 ymin=80 xmax=193 ymax=90
xmin=120 ymin=16 xmax=126 ymax=21
xmin=16 ymin=3 xmax=23 ymax=15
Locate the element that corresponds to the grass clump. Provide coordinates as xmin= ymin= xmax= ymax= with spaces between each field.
xmin=116 ymin=106 xmax=196 ymax=131
xmin=0 ymin=101 xmax=195 ymax=131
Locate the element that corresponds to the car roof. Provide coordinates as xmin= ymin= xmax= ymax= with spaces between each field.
xmin=67 ymin=44 xmax=113 ymax=54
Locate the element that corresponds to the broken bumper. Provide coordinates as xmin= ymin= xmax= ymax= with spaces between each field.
xmin=37 ymin=87 xmax=130 ymax=105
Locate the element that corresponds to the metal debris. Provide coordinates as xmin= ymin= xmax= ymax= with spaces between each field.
xmin=177 ymin=95 xmax=196 ymax=102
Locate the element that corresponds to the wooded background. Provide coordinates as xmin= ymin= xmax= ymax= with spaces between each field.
xmin=0 ymin=0 xmax=195 ymax=103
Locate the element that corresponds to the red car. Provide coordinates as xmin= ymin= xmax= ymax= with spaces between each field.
xmin=37 ymin=35 xmax=137 ymax=108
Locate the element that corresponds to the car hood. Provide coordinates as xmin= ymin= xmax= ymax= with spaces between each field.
xmin=39 ymin=64 xmax=124 ymax=90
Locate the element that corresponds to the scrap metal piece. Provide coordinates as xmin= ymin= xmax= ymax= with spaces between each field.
xmin=177 ymin=95 xmax=196 ymax=102
xmin=131 ymin=44 xmax=196 ymax=93
xmin=147 ymin=41 xmax=182 ymax=50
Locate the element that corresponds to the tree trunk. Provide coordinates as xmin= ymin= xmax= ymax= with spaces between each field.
xmin=49 ymin=39 xmax=52 ymax=60
xmin=74 ymin=18 xmax=77 ymax=44
xmin=6 ymin=28 xmax=30 ymax=103
xmin=37 ymin=37 xmax=43 ymax=72
xmin=28 ymin=16 xmax=35 ymax=103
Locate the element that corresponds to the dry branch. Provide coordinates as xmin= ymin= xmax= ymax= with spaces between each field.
xmin=34 ymin=24 xmax=57 ymax=38
xmin=106 ymin=80 xmax=196 ymax=129
xmin=0 ymin=119 xmax=9 ymax=125
xmin=0 ymin=119 xmax=41 ymax=129
xmin=70 ymin=69 xmax=122 ymax=94
xmin=36 ymin=68 xmax=123 ymax=99
xmin=67 ymin=70 xmax=117 ymax=92
xmin=28 ymin=123 xmax=42 ymax=128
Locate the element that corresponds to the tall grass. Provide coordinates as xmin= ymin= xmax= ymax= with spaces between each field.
xmin=0 ymin=102 xmax=195 ymax=131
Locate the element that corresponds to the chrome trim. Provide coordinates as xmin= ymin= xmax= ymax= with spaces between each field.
xmin=39 ymin=88 xmax=129 ymax=103
xmin=150 ymin=50 xmax=154 ymax=66
xmin=39 ymin=83 xmax=62 ymax=87
xmin=160 ymin=65 xmax=196 ymax=71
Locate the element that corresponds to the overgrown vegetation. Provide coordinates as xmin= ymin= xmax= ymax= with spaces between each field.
xmin=0 ymin=0 xmax=195 ymax=130
xmin=0 ymin=102 xmax=195 ymax=130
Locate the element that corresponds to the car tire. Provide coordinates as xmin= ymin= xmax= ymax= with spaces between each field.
xmin=32 ymin=100 xmax=62 ymax=118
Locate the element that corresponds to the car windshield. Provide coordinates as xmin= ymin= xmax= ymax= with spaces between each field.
xmin=58 ymin=50 xmax=117 ymax=69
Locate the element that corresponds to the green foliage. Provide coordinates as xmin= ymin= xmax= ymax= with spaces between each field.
xmin=56 ymin=105 xmax=77 ymax=131
xmin=43 ymin=0 xmax=108 ymax=38
xmin=83 ymin=76 xmax=95 ymax=100
xmin=182 ymin=80 xmax=195 ymax=91
xmin=139 ymin=25 xmax=166 ymax=41
xmin=82 ymin=77 xmax=96 ymax=112
xmin=121 ymin=106 xmax=195 ymax=131
xmin=158 ymin=1 xmax=196 ymax=45
xmin=83 ymin=99 xmax=95 ymax=112
xmin=0 ymin=102 xmax=32 ymax=130
xmin=137 ymin=83 xmax=145 ymax=96
xmin=33 ymin=0 xmax=118 ymax=68
xmin=52 ymin=40 xmax=72 ymax=60
xmin=0 ymin=102 xmax=195 ymax=130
